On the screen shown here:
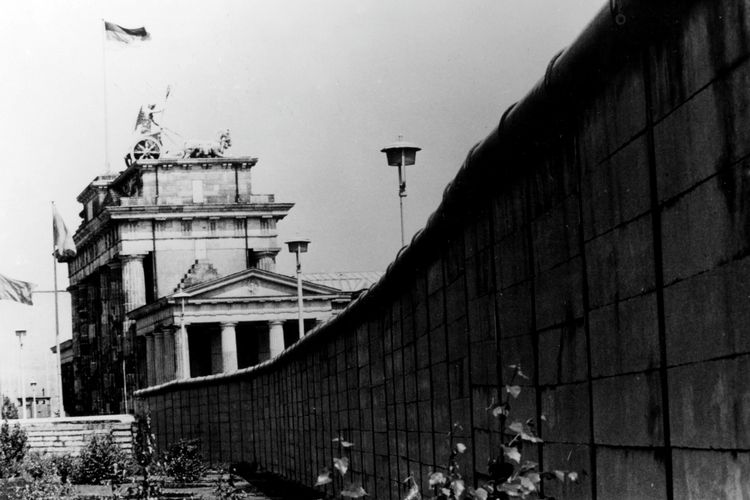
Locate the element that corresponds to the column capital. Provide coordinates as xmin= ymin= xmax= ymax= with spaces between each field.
xmin=254 ymin=248 xmax=280 ymax=257
xmin=268 ymin=319 xmax=284 ymax=327
xmin=120 ymin=253 xmax=146 ymax=263
xmin=220 ymin=321 xmax=238 ymax=329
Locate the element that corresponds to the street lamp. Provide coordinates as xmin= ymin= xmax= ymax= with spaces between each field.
xmin=15 ymin=330 xmax=26 ymax=419
xmin=30 ymin=381 xmax=36 ymax=419
xmin=173 ymin=288 xmax=191 ymax=380
xmin=381 ymin=136 xmax=421 ymax=247
xmin=286 ymin=238 xmax=310 ymax=340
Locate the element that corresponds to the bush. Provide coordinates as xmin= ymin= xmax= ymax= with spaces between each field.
xmin=161 ymin=439 xmax=207 ymax=484
xmin=9 ymin=453 xmax=74 ymax=500
xmin=51 ymin=454 xmax=76 ymax=483
xmin=70 ymin=433 xmax=127 ymax=485
xmin=1 ymin=397 xmax=18 ymax=420
xmin=21 ymin=453 xmax=57 ymax=480
xmin=0 ymin=420 xmax=28 ymax=478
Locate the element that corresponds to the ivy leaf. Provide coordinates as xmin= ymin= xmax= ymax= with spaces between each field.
xmin=553 ymin=470 xmax=566 ymax=482
xmin=499 ymin=482 xmax=522 ymax=497
xmin=568 ymin=471 xmax=579 ymax=483
xmin=456 ymin=443 xmax=467 ymax=454
xmin=332 ymin=437 xmax=355 ymax=448
xmin=428 ymin=472 xmax=446 ymax=487
xmin=451 ymin=479 xmax=465 ymax=498
xmin=334 ymin=457 xmax=350 ymax=476
xmin=441 ymin=488 xmax=451 ymax=497
xmin=403 ymin=482 xmax=421 ymax=500
xmin=315 ymin=470 xmax=332 ymax=486
xmin=505 ymin=385 xmax=522 ymax=399
xmin=471 ymin=487 xmax=489 ymax=500
xmin=525 ymin=472 xmax=541 ymax=484
xmin=508 ymin=421 xmax=524 ymax=434
xmin=520 ymin=461 xmax=538 ymax=473
xmin=491 ymin=403 xmax=509 ymax=418
xmin=520 ymin=476 xmax=537 ymax=493
xmin=341 ymin=483 xmax=368 ymax=498
xmin=502 ymin=446 xmax=521 ymax=464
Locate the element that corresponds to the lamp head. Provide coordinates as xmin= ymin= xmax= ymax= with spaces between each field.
xmin=286 ymin=238 xmax=310 ymax=254
xmin=381 ymin=137 xmax=421 ymax=167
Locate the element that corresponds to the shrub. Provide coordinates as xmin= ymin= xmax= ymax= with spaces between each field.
xmin=1 ymin=397 xmax=18 ymax=420
xmin=161 ymin=439 xmax=207 ymax=484
xmin=70 ymin=433 xmax=127 ymax=485
xmin=0 ymin=420 xmax=28 ymax=478
xmin=123 ymin=413 xmax=163 ymax=499
xmin=21 ymin=453 xmax=57 ymax=480
xmin=9 ymin=453 xmax=74 ymax=500
xmin=50 ymin=454 xmax=76 ymax=483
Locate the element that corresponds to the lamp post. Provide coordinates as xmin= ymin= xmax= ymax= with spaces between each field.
xmin=286 ymin=238 xmax=310 ymax=340
xmin=15 ymin=330 xmax=26 ymax=419
xmin=381 ymin=136 xmax=421 ymax=247
xmin=173 ymin=289 xmax=191 ymax=380
xmin=30 ymin=381 xmax=36 ymax=419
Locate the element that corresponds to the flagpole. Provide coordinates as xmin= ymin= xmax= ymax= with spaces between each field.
xmin=52 ymin=202 xmax=65 ymax=417
xmin=101 ymin=19 xmax=111 ymax=173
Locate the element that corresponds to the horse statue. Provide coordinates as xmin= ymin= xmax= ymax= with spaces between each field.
xmin=182 ymin=130 xmax=232 ymax=158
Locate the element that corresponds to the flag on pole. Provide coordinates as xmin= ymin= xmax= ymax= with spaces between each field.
xmin=104 ymin=21 xmax=150 ymax=44
xmin=0 ymin=273 xmax=34 ymax=306
xmin=53 ymin=204 xmax=77 ymax=262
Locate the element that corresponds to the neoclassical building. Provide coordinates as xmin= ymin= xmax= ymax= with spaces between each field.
xmin=67 ymin=156 xmax=362 ymax=415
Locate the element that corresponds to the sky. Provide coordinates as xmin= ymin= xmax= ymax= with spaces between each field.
xmin=0 ymin=0 xmax=604 ymax=403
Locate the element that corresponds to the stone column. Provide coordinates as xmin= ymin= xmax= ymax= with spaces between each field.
xmin=163 ymin=327 xmax=176 ymax=382
xmin=255 ymin=249 xmax=278 ymax=272
xmin=269 ymin=320 xmax=285 ymax=359
xmin=154 ymin=329 xmax=165 ymax=384
xmin=121 ymin=254 xmax=147 ymax=314
xmin=145 ymin=334 xmax=156 ymax=387
xmin=175 ymin=322 xmax=191 ymax=380
xmin=220 ymin=322 xmax=238 ymax=373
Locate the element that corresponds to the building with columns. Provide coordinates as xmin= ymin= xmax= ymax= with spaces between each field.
xmin=128 ymin=264 xmax=352 ymax=384
xmin=67 ymin=156 xmax=297 ymax=415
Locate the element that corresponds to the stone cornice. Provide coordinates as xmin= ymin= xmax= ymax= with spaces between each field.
xmin=106 ymin=203 xmax=294 ymax=220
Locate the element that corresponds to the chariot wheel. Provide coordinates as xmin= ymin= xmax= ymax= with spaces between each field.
xmin=131 ymin=137 xmax=161 ymax=162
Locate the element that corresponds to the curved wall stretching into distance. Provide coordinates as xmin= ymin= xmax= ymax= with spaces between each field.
xmin=137 ymin=1 xmax=750 ymax=497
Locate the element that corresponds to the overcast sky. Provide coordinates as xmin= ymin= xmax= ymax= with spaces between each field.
xmin=0 ymin=0 xmax=604 ymax=384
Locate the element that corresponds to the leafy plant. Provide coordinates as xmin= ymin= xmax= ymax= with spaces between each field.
xmin=404 ymin=364 xmax=583 ymax=500
xmin=314 ymin=435 xmax=367 ymax=498
xmin=119 ymin=413 xmax=163 ymax=499
xmin=0 ymin=420 xmax=28 ymax=478
xmin=213 ymin=466 xmax=252 ymax=499
xmin=161 ymin=438 xmax=207 ymax=484
xmin=50 ymin=454 xmax=76 ymax=484
xmin=1 ymin=397 xmax=19 ymax=420
xmin=70 ymin=432 xmax=128 ymax=485
xmin=5 ymin=470 xmax=74 ymax=500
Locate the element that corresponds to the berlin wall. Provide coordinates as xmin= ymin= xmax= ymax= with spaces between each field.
xmin=136 ymin=1 xmax=750 ymax=498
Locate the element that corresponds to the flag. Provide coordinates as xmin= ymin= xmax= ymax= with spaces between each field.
xmin=53 ymin=204 xmax=77 ymax=262
xmin=0 ymin=273 xmax=34 ymax=306
xmin=104 ymin=21 xmax=150 ymax=44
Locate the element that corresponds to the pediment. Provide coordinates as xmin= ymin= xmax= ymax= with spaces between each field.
xmin=180 ymin=268 xmax=342 ymax=300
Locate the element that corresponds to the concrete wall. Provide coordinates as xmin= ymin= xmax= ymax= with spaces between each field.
xmin=14 ymin=415 xmax=134 ymax=456
xmin=137 ymin=1 xmax=750 ymax=498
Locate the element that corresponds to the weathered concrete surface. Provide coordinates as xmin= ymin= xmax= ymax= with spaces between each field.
xmin=138 ymin=1 xmax=750 ymax=499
